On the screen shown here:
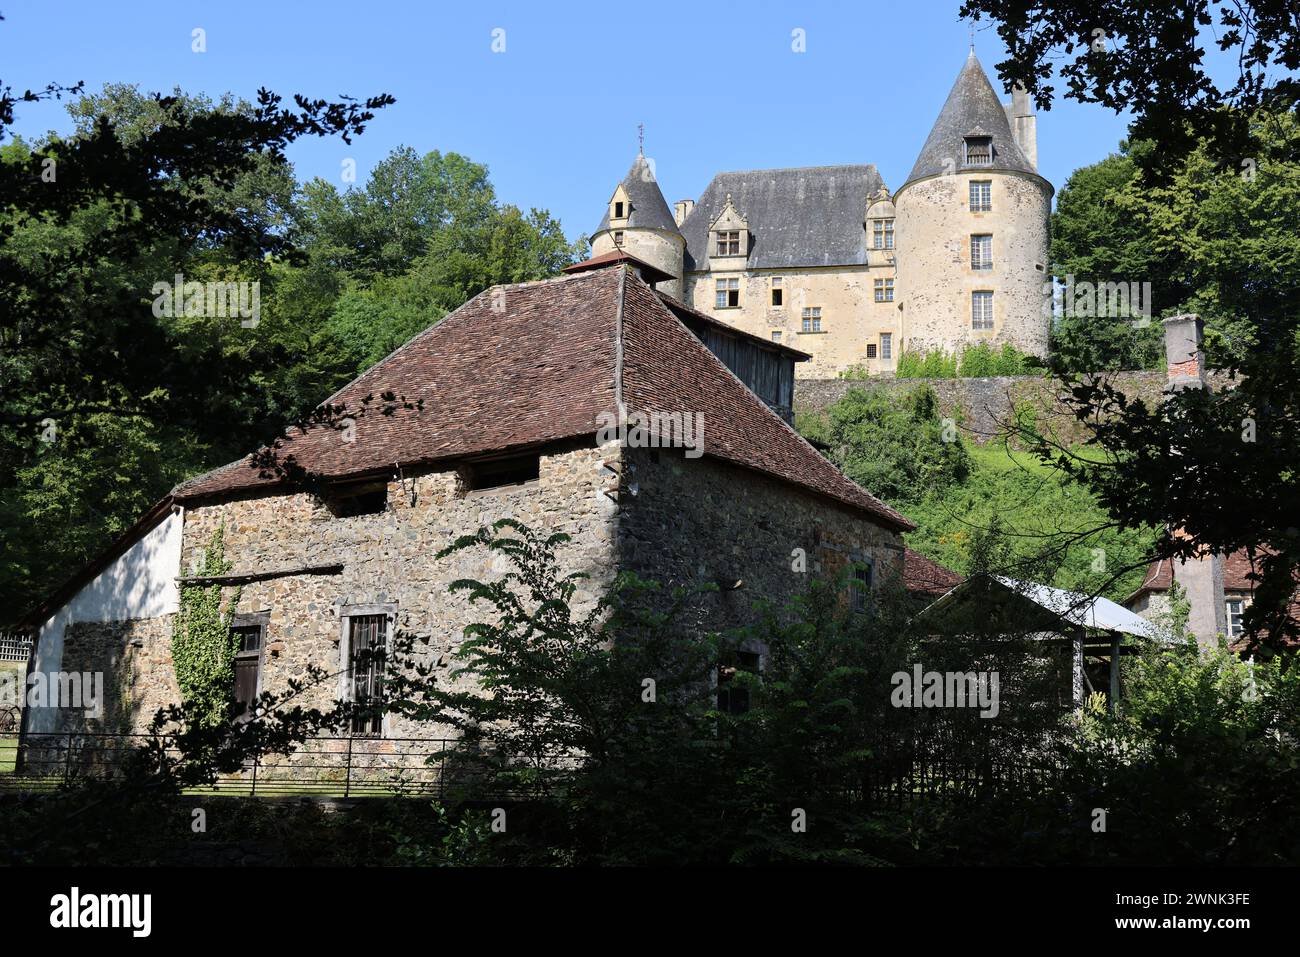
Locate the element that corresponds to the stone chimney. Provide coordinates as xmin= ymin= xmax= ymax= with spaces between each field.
xmin=1005 ymin=84 xmax=1037 ymax=170
xmin=1163 ymin=312 xmax=1227 ymax=648
xmin=1163 ymin=313 xmax=1209 ymax=390
xmin=674 ymin=199 xmax=695 ymax=226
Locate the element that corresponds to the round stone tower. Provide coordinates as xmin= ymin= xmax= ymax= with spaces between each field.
xmin=894 ymin=51 xmax=1052 ymax=359
xmin=591 ymin=153 xmax=686 ymax=300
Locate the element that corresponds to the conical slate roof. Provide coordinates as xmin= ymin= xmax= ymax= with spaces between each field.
xmin=904 ymin=51 xmax=1037 ymax=186
xmin=593 ymin=153 xmax=681 ymax=237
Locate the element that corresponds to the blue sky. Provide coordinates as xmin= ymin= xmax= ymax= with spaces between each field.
xmin=1 ymin=1 xmax=1151 ymax=243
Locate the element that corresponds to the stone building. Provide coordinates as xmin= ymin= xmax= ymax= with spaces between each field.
xmin=591 ymin=51 xmax=1052 ymax=378
xmin=20 ymin=258 xmax=951 ymax=744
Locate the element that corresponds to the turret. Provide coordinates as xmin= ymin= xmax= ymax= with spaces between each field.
xmin=893 ymin=51 xmax=1052 ymax=359
xmin=592 ymin=153 xmax=686 ymax=300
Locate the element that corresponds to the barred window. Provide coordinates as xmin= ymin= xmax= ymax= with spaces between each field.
xmin=866 ymin=343 xmax=878 ymax=359
xmin=972 ymin=291 xmax=994 ymax=330
xmin=849 ymin=563 xmax=873 ymax=613
xmin=347 ymin=614 xmax=388 ymax=737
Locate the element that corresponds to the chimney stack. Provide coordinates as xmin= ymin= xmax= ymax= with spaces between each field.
xmin=1162 ymin=312 xmax=1228 ymax=648
xmin=1163 ymin=313 xmax=1208 ymax=390
xmin=674 ymin=199 xmax=695 ymax=226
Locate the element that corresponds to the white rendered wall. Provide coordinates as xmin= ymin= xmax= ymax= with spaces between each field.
xmin=26 ymin=507 xmax=184 ymax=733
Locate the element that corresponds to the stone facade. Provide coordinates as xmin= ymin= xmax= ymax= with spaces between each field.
xmin=682 ymin=264 xmax=900 ymax=380
xmin=592 ymin=53 xmax=1051 ymax=378
xmin=893 ymin=171 xmax=1051 ymax=357
xmin=51 ymin=439 xmax=902 ymax=746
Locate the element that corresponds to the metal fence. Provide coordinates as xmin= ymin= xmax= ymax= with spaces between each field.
xmin=0 ymin=632 xmax=32 ymax=662
xmin=0 ymin=730 xmax=1064 ymax=807
xmin=0 ymin=732 xmax=580 ymax=799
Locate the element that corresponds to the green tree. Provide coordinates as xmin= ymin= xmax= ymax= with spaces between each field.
xmin=820 ymin=386 xmax=971 ymax=504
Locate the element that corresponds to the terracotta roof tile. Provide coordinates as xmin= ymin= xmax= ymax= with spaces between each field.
xmin=175 ymin=264 xmax=911 ymax=529
xmin=903 ymin=549 xmax=963 ymax=598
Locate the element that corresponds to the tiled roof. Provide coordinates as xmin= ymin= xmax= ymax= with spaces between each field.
xmin=175 ymin=264 xmax=912 ymax=531
xmin=679 ymin=165 xmax=884 ymax=271
xmin=902 ymin=549 xmax=963 ymax=598
xmin=1130 ymin=550 xmax=1264 ymax=602
xmin=904 ymin=51 xmax=1042 ymax=187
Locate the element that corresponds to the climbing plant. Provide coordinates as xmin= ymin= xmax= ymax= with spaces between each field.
xmin=172 ymin=524 xmax=241 ymax=727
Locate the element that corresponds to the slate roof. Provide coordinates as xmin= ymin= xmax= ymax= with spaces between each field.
xmin=904 ymin=51 xmax=1039 ymax=187
xmin=173 ymin=264 xmax=912 ymax=531
xmin=679 ymin=165 xmax=884 ymax=271
xmin=593 ymin=154 xmax=680 ymax=236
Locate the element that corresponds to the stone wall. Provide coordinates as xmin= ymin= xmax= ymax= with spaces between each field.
xmin=795 ymin=370 xmax=1236 ymax=445
xmin=893 ymin=171 xmax=1051 ymax=358
xmin=617 ymin=447 xmax=904 ymax=640
xmin=682 ymin=263 xmax=901 ymax=379
xmin=176 ymin=443 xmax=622 ymax=741
xmin=59 ymin=616 xmax=177 ymax=733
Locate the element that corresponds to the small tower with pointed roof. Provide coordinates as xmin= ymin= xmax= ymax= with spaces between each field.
xmin=591 ymin=150 xmax=687 ymax=299
xmin=893 ymin=50 xmax=1052 ymax=358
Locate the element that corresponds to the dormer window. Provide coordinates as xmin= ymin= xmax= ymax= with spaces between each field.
xmin=964 ymin=136 xmax=993 ymax=166
xmin=715 ymin=230 xmax=742 ymax=256
xmin=872 ymin=219 xmax=895 ymax=250
xmin=614 ymin=201 xmax=625 ymax=218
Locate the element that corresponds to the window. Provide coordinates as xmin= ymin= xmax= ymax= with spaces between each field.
xmin=872 ymin=219 xmax=895 ymax=250
xmin=230 ymin=616 xmax=267 ymax=722
xmin=866 ymin=343 xmax=878 ymax=359
xmin=972 ymin=291 xmax=994 ymax=330
xmin=849 ymin=563 xmax=873 ymax=613
xmin=771 ymin=331 xmax=782 ymax=343
xmin=717 ymin=650 xmax=761 ymax=715
xmin=770 ymin=277 xmax=783 ymax=307
xmin=715 ymin=230 xmax=742 ymax=256
xmin=874 ymin=278 xmax=894 ymax=302
xmin=464 ymin=453 xmax=540 ymax=493
xmin=1226 ymin=598 xmax=1246 ymax=638
xmin=613 ymin=230 xmax=624 ymax=246
xmin=614 ymin=201 xmax=625 ymax=218
xmin=970 ymin=180 xmax=992 ymax=212
xmin=880 ymin=333 xmax=892 ymax=360
xmin=346 ymin=614 xmax=388 ymax=737
xmin=715 ymin=277 xmax=740 ymax=308
xmin=324 ymin=482 xmax=387 ymax=518
xmin=801 ymin=307 xmax=822 ymax=333
xmin=971 ymin=234 xmax=993 ymax=270
xmin=964 ymin=136 xmax=993 ymax=166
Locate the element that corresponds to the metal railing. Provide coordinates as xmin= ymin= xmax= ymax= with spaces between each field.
xmin=0 ymin=732 xmax=579 ymax=799
xmin=0 ymin=632 xmax=32 ymax=662
xmin=0 ymin=731 xmax=1064 ymax=805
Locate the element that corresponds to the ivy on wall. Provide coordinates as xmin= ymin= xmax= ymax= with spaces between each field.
xmin=172 ymin=524 xmax=241 ymax=727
